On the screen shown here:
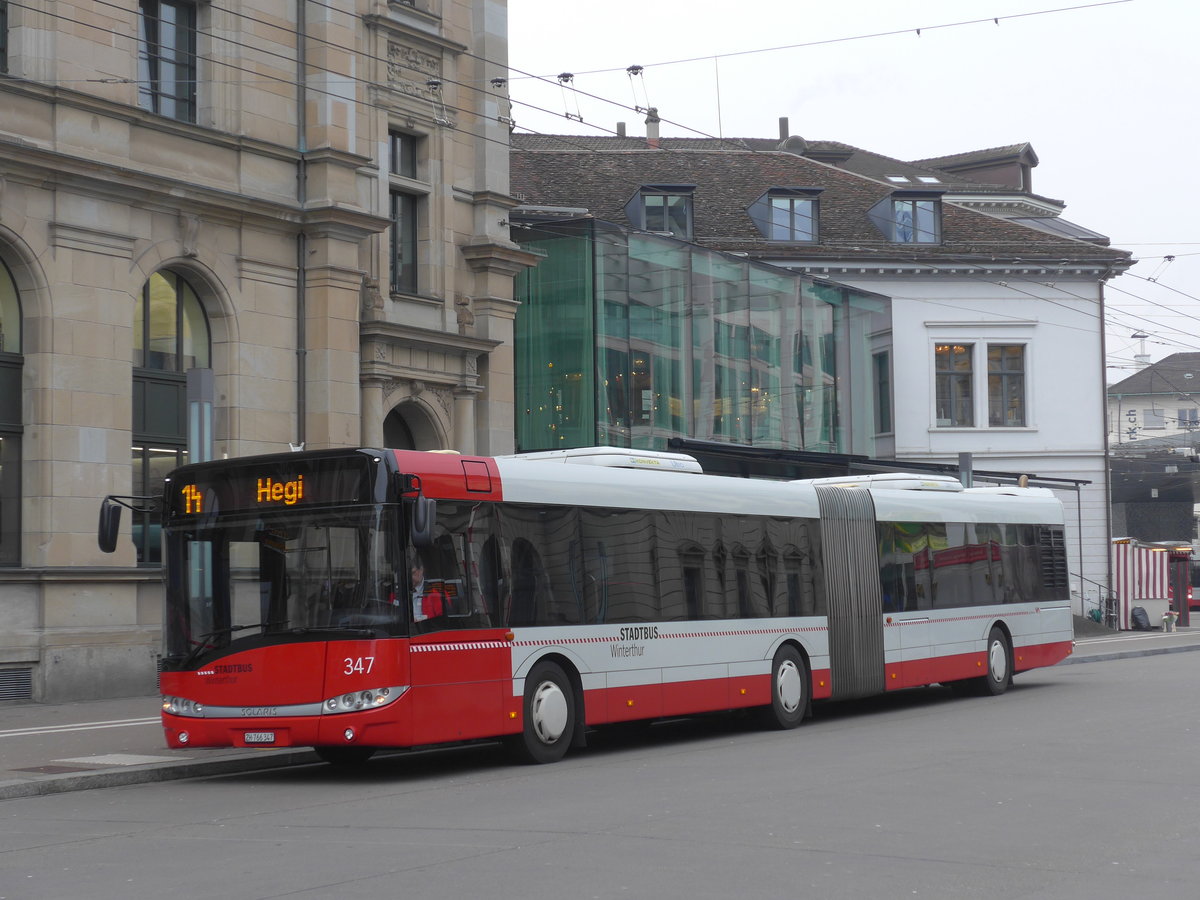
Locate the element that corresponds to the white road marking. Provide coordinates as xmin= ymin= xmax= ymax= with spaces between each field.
xmin=0 ymin=717 xmax=160 ymax=739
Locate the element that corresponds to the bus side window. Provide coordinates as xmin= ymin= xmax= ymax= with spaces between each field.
xmin=479 ymin=535 xmax=505 ymax=624
xmin=509 ymin=538 xmax=543 ymax=627
xmin=733 ymin=546 xmax=754 ymax=618
xmin=678 ymin=545 xmax=705 ymax=620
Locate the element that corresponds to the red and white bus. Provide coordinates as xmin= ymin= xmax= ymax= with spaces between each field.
xmin=102 ymin=446 xmax=1074 ymax=764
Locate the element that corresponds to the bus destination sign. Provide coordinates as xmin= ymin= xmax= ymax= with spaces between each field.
xmin=176 ymin=475 xmax=305 ymax=515
xmin=165 ymin=454 xmax=376 ymax=519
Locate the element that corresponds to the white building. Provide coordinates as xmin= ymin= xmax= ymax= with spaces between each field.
xmin=510 ymin=125 xmax=1132 ymax=610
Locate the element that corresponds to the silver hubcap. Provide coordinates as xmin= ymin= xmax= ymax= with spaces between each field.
xmin=776 ymin=659 xmax=803 ymax=714
xmin=988 ymin=640 xmax=1007 ymax=682
xmin=530 ymin=679 xmax=568 ymax=745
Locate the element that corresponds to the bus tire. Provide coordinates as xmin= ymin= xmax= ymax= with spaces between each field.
xmin=763 ymin=644 xmax=809 ymax=729
xmin=314 ymin=746 xmax=376 ymax=767
xmin=981 ymin=626 xmax=1012 ymax=696
xmin=511 ymin=661 xmax=575 ymax=764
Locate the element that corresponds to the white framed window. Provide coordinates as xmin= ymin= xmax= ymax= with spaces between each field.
xmin=642 ymin=193 xmax=691 ymax=238
xmin=933 ymin=341 xmax=1030 ymax=429
xmin=892 ymin=198 xmax=940 ymax=243
xmin=749 ymin=188 xmax=821 ymax=242
xmin=987 ymin=344 xmax=1026 ymax=427
xmin=625 ymin=185 xmax=695 ymax=239
xmin=935 ymin=343 xmax=974 ymax=427
xmin=871 ymin=192 xmax=942 ymax=244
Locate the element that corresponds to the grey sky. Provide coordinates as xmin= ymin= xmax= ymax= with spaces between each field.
xmin=507 ymin=0 xmax=1197 ymax=379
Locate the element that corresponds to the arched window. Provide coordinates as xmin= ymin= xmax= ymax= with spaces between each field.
xmin=132 ymin=270 xmax=210 ymax=565
xmin=0 ymin=256 xmax=22 ymax=566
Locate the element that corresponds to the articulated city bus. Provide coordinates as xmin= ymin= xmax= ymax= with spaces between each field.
xmin=100 ymin=446 xmax=1074 ymax=765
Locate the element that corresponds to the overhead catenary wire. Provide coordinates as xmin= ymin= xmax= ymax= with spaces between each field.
xmin=10 ymin=0 xmax=1150 ymax=166
xmin=16 ymin=0 xmax=1181 ymax=322
xmin=9 ymin=0 xmax=1192 ymax=353
xmin=508 ymin=0 xmax=1133 ymax=79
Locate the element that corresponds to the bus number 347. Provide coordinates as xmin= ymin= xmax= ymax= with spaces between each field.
xmin=343 ymin=657 xmax=375 ymax=675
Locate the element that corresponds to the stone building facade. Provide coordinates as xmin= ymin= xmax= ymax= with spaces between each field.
xmin=0 ymin=0 xmax=533 ymax=701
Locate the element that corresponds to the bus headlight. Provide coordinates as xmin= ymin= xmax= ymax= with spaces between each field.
xmin=321 ymin=686 xmax=406 ymax=714
xmin=162 ymin=695 xmax=204 ymax=717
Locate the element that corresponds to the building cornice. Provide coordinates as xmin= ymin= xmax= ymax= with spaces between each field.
xmin=364 ymin=14 xmax=469 ymax=55
xmin=0 ymin=136 xmax=389 ymax=237
xmin=361 ymin=321 xmax=500 ymax=356
xmin=759 ymin=256 xmax=1128 ymax=279
xmin=946 ymin=194 xmax=1065 ymax=217
xmin=0 ymin=78 xmax=301 ymax=163
xmin=303 ymin=204 xmax=392 ymax=240
xmin=460 ymin=241 xmax=545 ymax=277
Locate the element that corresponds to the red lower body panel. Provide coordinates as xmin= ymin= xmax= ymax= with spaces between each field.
xmin=162 ymin=637 xmax=1073 ymax=752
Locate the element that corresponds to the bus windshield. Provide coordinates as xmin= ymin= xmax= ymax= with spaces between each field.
xmin=162 ymin=504 xmax=405 ymax=666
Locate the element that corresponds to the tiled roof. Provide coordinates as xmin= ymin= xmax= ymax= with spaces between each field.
xmin=1108 ymin=353 xmax=1200 ymax=395
xmin=510 ymin=144 xmax=1130 ymax=266
xmin=510 ymin=134 xmax=1048 ymax=196
xmin=913 ymin=143 xmax=1038 ymax=170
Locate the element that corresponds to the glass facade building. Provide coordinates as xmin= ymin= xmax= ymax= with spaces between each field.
xmin=514 ymin=220 xmax=890 ymax=456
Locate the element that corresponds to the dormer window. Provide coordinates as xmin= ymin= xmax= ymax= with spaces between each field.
xmin=893 ymin=198 xmax=938 ymax=243
xmin=869 ymin=191 xmax=943 ymax=244
xmin=748 ymin=187 xmax=822 ymax=242
xmin=625 ymin=185 xmax=695 ymax=239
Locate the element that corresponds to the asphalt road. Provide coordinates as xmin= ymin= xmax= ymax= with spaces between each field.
xmin=2 ymin=648 xmax=1200 ymax=900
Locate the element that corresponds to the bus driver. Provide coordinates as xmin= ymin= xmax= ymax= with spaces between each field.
xmin=410 ymin=560 xmax=445 ymax=623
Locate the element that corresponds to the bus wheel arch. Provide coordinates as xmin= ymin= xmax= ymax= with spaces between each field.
xmin=982 ymin=623 xmax=1013 ymax=696
xmin=510 ymin=654 xmax=585 ymax=764
xmin=762 ymin=640 xmax=811 ymax=729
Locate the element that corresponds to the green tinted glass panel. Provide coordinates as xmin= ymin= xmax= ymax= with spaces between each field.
xmin=513 ymin=234 xmax=596 ymax=451
xmin=515 ymin=225 xmax=883 ymax=456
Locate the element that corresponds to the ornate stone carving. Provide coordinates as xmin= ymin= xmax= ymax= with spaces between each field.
xmin=454 ymin=293 xmax=475 ymax=333
xmin=361 ymin=275 xmax=386 ymax=318
xmin=431 ymin=387 xmax=453 ymax=419
xmin=179 ymin=213 xmax=201 ymax=258
xmin=388 ymin=42 xmax=440 ymax=82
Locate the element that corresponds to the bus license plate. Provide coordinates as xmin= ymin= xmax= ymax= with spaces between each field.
xmin=244 ymin=732 xmax=276 ymax=744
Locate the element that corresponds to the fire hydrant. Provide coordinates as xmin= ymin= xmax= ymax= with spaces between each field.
xmin=1162 ymin=611 xmax=1179 ymax=632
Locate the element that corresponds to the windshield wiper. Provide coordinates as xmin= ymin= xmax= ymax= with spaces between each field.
xmin=180 ymin=621 xmax=285 ymax=668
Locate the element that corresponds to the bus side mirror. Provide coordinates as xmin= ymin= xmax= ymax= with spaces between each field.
xmin=410 ymin=496 xmax=436 ymax=549
xmin=98 ymin=498 xmax=122 ymax=553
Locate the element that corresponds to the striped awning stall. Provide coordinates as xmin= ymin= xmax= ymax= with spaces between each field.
xmin=1111 ymin=540 xmax=1170 ymax=630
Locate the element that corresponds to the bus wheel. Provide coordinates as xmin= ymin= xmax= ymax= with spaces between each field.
xmin=314 ymin=746 xmax=376 ymax=767
xmin=982 ymin=627 xmax=1012 ymax=696
xmin=512 ymin=661 xmax=575 ymax=764
xmin=763 ymin=645 xmax=809 ymax=729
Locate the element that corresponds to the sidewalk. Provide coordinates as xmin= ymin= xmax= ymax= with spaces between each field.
xmin=0 ymin=694 xmax=318 ymax=800
xmin=3 ymin=625 xmax=1198 ymax=800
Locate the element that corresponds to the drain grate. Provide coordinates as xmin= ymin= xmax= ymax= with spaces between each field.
xmin=0 ymin=667 xmax=33 ymax=702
